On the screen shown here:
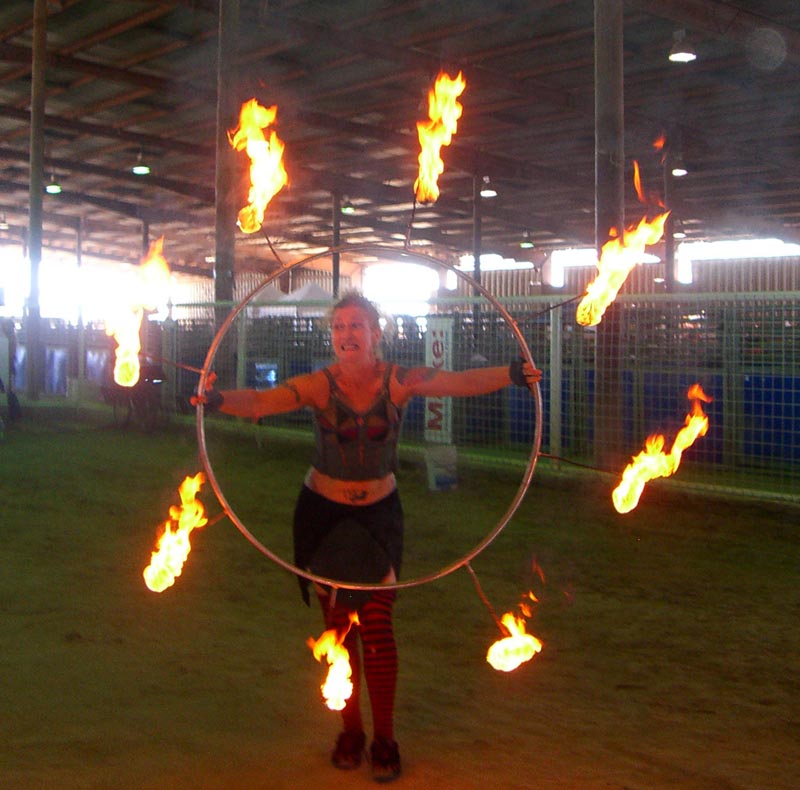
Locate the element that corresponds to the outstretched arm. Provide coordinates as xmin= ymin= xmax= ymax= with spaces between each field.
xmin=197 ymin=371 xmax=325 ymax=419
xmin=394 ymin=361 xmax=541 ymax=401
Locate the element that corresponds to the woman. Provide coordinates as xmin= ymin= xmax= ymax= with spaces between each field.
xmin=199 ymin=291 xmax=540 ymax=782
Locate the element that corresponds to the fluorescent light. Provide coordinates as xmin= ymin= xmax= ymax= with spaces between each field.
xmin=669 ymin=30 xmax=697 ymax=63
xmin=479 ymin=176 xmax=497 ymax=198
xmin=45 ymin=174 xmax=62 ymax=194
xmin=131 ymin=151 xmax=151 ymax=176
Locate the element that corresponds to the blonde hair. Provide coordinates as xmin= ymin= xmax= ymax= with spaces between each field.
xmin=331 ymin=290 xmax=381 ymax=329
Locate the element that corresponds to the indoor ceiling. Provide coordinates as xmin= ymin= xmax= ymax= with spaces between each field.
xmin=0 ymin=0 xmax=798 ymax=280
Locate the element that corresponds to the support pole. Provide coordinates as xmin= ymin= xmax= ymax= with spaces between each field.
xmin=140 ymin=219 xmax=150 ymax=359
xmin=332 ymin=192 xmax=341 ymax=298
xmin=549 ymin=302 xmax=563 ymax=466
xmin=662 ymin=159 xmax=675 ymax=292
xmin=26 ymin=0 xmax=48 ymax=400
xmin=472 ymin=174 xmax=482 ymax=333
xmin=214 ymin=0 xmax=240 ymax=385
xmin=76 ymin=218 xmax=85 ymax=385
xmin=472 ymin=174 xmax=482 ymax=291
xmin=593 ymin=0 xmax=626 ymax=469
xmin=214 ymin=0 xmax=239 ymax=312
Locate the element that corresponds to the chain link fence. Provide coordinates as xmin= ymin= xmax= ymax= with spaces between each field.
xmin=14 ymin=291 xmax=800 ymax=505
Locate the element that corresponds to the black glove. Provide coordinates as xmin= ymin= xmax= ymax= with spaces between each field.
xmin=191 ymin=389 xmax=224 ymax=413
xmin=509 ymin=359 xmax=539 ymax=392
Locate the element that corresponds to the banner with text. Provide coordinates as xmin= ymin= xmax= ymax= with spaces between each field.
xmin=424 ymin=316 xmax=453 ymax=444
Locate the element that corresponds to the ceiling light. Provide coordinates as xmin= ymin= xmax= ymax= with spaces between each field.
xmin=341 ymin=199 xmax=355 ymax=215
xmin=45 ymin=174 xmax=62 ymax=194
xmin=669 ymin=29 xmax=697 ymax=63
xmin=479 ymin=176 xmax=497 ymax=198
xmin=670 ymin=155 xmax=688 ymax=177
xmin=131 ymin=151 xmax=151 ymax=176
xmin=519 ymin=230 xmax=534 ymax=249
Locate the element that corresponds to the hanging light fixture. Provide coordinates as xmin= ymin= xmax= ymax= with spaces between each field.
xmin=669 ymin=29 xmax=697 ymax=63
xmin=131 ymin=150 xmax=151 ymax=176
xmin=519 ymin=230 xmax=534 ymax=249
xmin=45 ymin=173 xmax=62 ymax=194
xmin=670 ymin=154 xmax=688 ymax=177
xmin=340 ymin=198 xmax=356 ymax=215
xmin=479 ymin=176 xmax=497 ymax=198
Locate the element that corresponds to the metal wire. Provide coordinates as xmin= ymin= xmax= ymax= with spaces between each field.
xmin=195 ymin=243 xmax=543 ymax=593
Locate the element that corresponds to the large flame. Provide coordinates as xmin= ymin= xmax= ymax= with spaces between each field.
xmin=228 ymin=98 xmax=288 ymax=234
xmin=576 ymin=162 xmax=669 ymax=327
xmin=487 ymin=609 xmax=543 ymax=673
xmin=414 ymin=71 xmax=466 ymax=204
xmin=143 ymin=472 xmax=208 ymax=592
xmin=307 ymin=612 xmax=360 ymax=710
xmin=105 ymin=237 xmax=170 ymax=387
xmin=612 ymin=385 xmax=713 ymax=513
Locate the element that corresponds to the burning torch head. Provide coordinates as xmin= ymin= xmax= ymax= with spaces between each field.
xmin=309 ymin=519 xmax=392 ymax=610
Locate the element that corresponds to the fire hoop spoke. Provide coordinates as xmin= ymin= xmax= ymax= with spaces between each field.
xmin=196 ymin=243 xmax=543 ymax=593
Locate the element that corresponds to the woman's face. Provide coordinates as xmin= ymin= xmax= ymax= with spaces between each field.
xmin=331 ymin=305 xmax=381 ymax=362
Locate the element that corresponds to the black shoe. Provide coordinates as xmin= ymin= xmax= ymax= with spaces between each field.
xmin=370 ymin=737 xmax=401 ymax=783
xmin=331 ymin=730 xmax=366 ymax=770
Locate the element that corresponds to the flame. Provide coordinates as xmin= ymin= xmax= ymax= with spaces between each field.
xmin=575 ymin=210 xmax=668 ymax=327
xmin=143 ymin=472 xmax=208 ymax=592
xmin=653 ymin=133 xmax=668 ymax=167
xmin=612 ymin=385 xmax=713 ymax=513
xmin=486 ymin=611 xmax=543 ymax=673
xmin=632 ymin=159 xmax=646 ymax=203
xmin=576 ymin=161 xmax=668 ymax=327
xmin=414 ymin=71 xmax=466 ymax=204
xmin=228 ymin=98 xmax=288 ymax=234
xmin=104 ymin=237 xmax=170 ymax=387
xmin=307 ymin=612 xmax=360 ymax=710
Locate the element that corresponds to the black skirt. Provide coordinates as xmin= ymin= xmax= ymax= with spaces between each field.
xmin=293 ymin=485 xmax=404 ymax=605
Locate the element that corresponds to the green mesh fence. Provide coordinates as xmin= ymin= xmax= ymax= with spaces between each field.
xmin=25 ymin=290 xmax=800 ymax=505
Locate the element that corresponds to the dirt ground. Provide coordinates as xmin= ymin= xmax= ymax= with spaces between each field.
xmin=1 ymin=408 xmax=799 ymax=789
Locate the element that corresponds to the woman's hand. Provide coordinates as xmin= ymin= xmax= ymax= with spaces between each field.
xmin=509 ymin=359 xmax=542 ymax=392
xmin=190 ymin=372 xmax=224 ymax=413
xmin=190 ymin=388 xmax=224 ymax=413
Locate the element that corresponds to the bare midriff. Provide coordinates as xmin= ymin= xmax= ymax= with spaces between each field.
xmin=304 ymin=467 xmax=397 ymax=506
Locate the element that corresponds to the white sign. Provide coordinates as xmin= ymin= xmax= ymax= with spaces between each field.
xmin=424 ymin=317 xmax=453 ymax=444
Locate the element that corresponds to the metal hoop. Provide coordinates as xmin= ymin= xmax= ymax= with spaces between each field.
xmin=196 ymin=243 xmax=542 ymax=593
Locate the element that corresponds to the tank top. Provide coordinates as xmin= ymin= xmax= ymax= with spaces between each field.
xmin=311 ymin=364 xmax=403 ymax=481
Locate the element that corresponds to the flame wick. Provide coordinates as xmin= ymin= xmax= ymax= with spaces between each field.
xmin=229 ymin=98 xmax=288 ymax=234
xmin=307 ymin=612 xmax=360 ymax=711
xmin=575 ymin=209 xmax=669 ymax=327
xmin=143 ymin=472 xmax=208 ymax=592
xmin=105 ymin=237 xmax=170 ymax=387
xmin=612 ymin=386 xmax=712 ymax=513
xmin=486 ymin=611 xmax=543 ymax=673
xmin=576 ymin=162 xmax=669 ymax=327
xmin=414 ymin=71 xmax=466 ymax=204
